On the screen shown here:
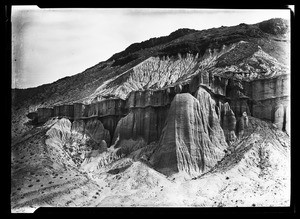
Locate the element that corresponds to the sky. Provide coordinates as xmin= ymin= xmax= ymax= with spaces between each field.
xmin=11 ymin=7 xmax=291 ymax=89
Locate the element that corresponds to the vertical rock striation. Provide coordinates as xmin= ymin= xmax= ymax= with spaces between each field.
xmin=220 ymin=102 xmax=237 ymax=145
xmin=112 ymin=89 xmax=172 ymax=147
xmin=150 ymin=92 xmax=228 ymax=177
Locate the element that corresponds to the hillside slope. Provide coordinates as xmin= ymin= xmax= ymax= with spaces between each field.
xmin=11 ymin=18 xmax=290 ymax=211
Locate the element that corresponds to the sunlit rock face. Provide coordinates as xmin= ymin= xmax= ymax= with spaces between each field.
xmin=112 ymin=89 xmax=172 ymax=148
xmin=150 ymin=92 xmax=228 ymax=177
xmin=37 ymin=108 xmax=54 ymax=123
xmin=45 ymin=118 xmax=111 ymax=166
xmin=249 ymin=75 xmax=289 ymax=132
xmin=11 ymin=19 xmax=291 ymax=211
xmin=89 ymin=54 xmax=200 ymax=101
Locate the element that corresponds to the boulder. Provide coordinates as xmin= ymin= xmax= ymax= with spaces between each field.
xmin=150 ymin=92 xmax=227 ymax=177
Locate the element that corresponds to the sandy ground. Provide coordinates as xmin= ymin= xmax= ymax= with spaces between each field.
xmin=11 ymin=117 xmax=290 ymax=213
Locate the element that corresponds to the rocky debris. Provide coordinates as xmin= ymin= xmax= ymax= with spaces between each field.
xmin=215 ymin=42 xmax=260 ymax=68
xmin=108 ymin=28 xmax=197 ymax=64
xmin=150 ymin=92 xmax=227 ymax=177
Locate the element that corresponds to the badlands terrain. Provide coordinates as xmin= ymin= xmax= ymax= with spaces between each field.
xmin=11 ymin=18 xmax=290 ymax=212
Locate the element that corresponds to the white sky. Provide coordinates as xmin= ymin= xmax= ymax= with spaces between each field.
xmin=11 ymin=6 xmax=291 ymax=89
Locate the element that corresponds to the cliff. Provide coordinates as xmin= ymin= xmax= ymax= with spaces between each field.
xmin=17 ymin=18 xmax=290 ymax=179
xmin=11 ymin=18 xmax=291 ymax=210
xmin=150 ymin=91 xmax=228 ymax=176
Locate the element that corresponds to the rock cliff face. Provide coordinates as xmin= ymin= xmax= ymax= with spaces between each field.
xmin=11 ymin=18 xmax=290 ymax=210
xmin=90 ymin=54 xmax=200 ymax=101
xmin=45 ymin=118 xmax=111 ymax=165
xmin=150 ymin=92 xmax=228 ymax=176
xmin=37 ymin=108 xmax=54 ymax=123
xmin=220 ymin=102 xmax=237 ymax=145
xmin=112 ymin=89 xmax=172 ymax=147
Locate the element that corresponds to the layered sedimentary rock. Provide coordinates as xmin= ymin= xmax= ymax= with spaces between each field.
xmin=250 ymin=75 xmax=289 ymax=101
xmin=45 ymin=118 xmax=111 ymax=166
xmin=236 ymin=112 xmax=249 ymax=138
xmin=125 ymin=89 xmax=173 ymax=108
xmin=81 ymin=99 xmax=127 ymax=140
xmin=112 ymin=89 xmax=174 ymax=147
xmin=189 ymin=71 xmax=228 ymax=96
xmin=37 ymin=108 xmax=54 ymax=123
xmin=53 ymin=105 xmax=74 ymax=118
xmin=150 ymin=92 xmax=228 ymax=177
xmin=83 ymin=119 xmax=111 ymax=146
xmin=220 ymin=102 xmax=237 ymax=145
xmin=194 ymin=87 xmax=228 ymax=146
xmin=249 ymin=75 xmax=289 ymax=130
xmin=229 ymin=99 xmax=251 ymax=117
xmin=70 ymin=118 xmax=111 ymax=149
xmin=90 ymin=54 xmax=200 ymax=100
xmin=26 ymin=111 xmax=38 ymax=123
xmin=85 ymin=99 xmax=127 ymax=118
xmin=112 ymin=105 xmax=169 ymax=146
xmin=73 ymin=103 xmax=87 ymax=120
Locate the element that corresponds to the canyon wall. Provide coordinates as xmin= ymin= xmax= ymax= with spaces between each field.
xmin=149 ymin=91 xmax=228 ymax=176
xmin=28 ymin=69 xmax=290 ymax=150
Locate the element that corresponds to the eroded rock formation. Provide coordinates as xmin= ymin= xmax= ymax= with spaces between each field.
xmin=150 ymin=92 xmax=228 ymax=176
xmin=220 ymin=102 xmax=237 ymax=145
xmin=37 ymin=108 xmax=54 ymax=123
xmin=45 ymin=118 xmax=111 ymax=165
